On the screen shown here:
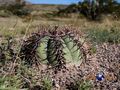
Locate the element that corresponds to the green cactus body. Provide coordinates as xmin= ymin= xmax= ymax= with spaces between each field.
xmin=36 ymin=36 xmax=83 ymax=67
xmin=37 ymin=36 xmax=49 ymax=64
xmin=62 ymin=36 xmax=82 ymax=65
xmin=46 ymin=38 xmax=59 ymax=66
xmin=37 ymin=36 xmax=65 ymax=68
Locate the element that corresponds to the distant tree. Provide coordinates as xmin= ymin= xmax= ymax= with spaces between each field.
xmin=97 ymin=0 xmax=119 ymax=13
xmin=90 ymin=0 xmax=99 ymax=20
xmin=56 ymin=0 xmax=120 ymax=20
xmin=80 ymin=0 xmax=100 ymax=20
xmin=81 ymin=0 xmax=120 ymax=20
xmin=80 ymin=0 xmax=90 ymax=18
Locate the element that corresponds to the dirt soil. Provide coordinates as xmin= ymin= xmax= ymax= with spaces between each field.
xmin=31 ymin=43 xmax=120 ymax=90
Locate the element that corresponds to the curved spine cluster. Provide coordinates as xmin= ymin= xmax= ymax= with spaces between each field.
xmin=20 ymin=26 xmax=85 ymax=69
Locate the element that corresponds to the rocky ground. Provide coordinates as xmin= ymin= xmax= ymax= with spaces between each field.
xmin=30 ymin=43 xmax=120 ymax=90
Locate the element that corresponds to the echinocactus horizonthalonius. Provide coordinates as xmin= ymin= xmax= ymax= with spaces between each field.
xmin=20 ymin=26 xmax=86 ymax=69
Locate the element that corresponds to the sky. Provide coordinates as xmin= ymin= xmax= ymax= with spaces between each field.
xmin=27 ymin=0 xmax=81 ymax=5
xmin=27 ymin=0 xmax=120 ymax=5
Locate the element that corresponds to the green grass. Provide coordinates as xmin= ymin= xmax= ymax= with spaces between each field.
xmin=67 ymin=80 xmax=92 ymax=90
xmin=87 ymin=27 xmax=120 ymax=44
xmin=0 ymin=75 xmax=25 ymax=90
xmin=41 ymin=76 xmax=52 ymax=90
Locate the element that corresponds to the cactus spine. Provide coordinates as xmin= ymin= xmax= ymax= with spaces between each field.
xmin=20 ymin=26 xmax=85 ymax=69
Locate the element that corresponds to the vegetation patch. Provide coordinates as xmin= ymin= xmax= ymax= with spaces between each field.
xmin=87 ymin=27 xmax=120 ymax=44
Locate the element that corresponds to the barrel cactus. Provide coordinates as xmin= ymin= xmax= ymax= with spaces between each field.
xmin=20 ymin=26 xmax=85 ymax=69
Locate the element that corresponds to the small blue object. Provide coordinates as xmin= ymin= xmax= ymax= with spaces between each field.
xmin=96 ymin=72 xmax=104 ymax=81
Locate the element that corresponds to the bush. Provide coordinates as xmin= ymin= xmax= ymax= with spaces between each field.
xmin=0 ymin=0 xmax=31 ymax=17
xmin=6 ymin=2 xmax=31 ymax=16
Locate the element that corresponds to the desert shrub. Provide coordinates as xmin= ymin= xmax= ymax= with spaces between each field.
xmin=0 ymin=0 xmax=31 ymax=17
xmin=88 ymin=27 xmax=120 ymax=44
xmin=55 ymin=0 xmax=120 ymax=20
xmin=58 ymin=4 xmax=79 ymax=14
xmin=6 ymin=2 xmax=31 ymax=16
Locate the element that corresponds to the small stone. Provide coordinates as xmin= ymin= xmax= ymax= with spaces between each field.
xmin=96 ymin=72 xmax=104 ymax=81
